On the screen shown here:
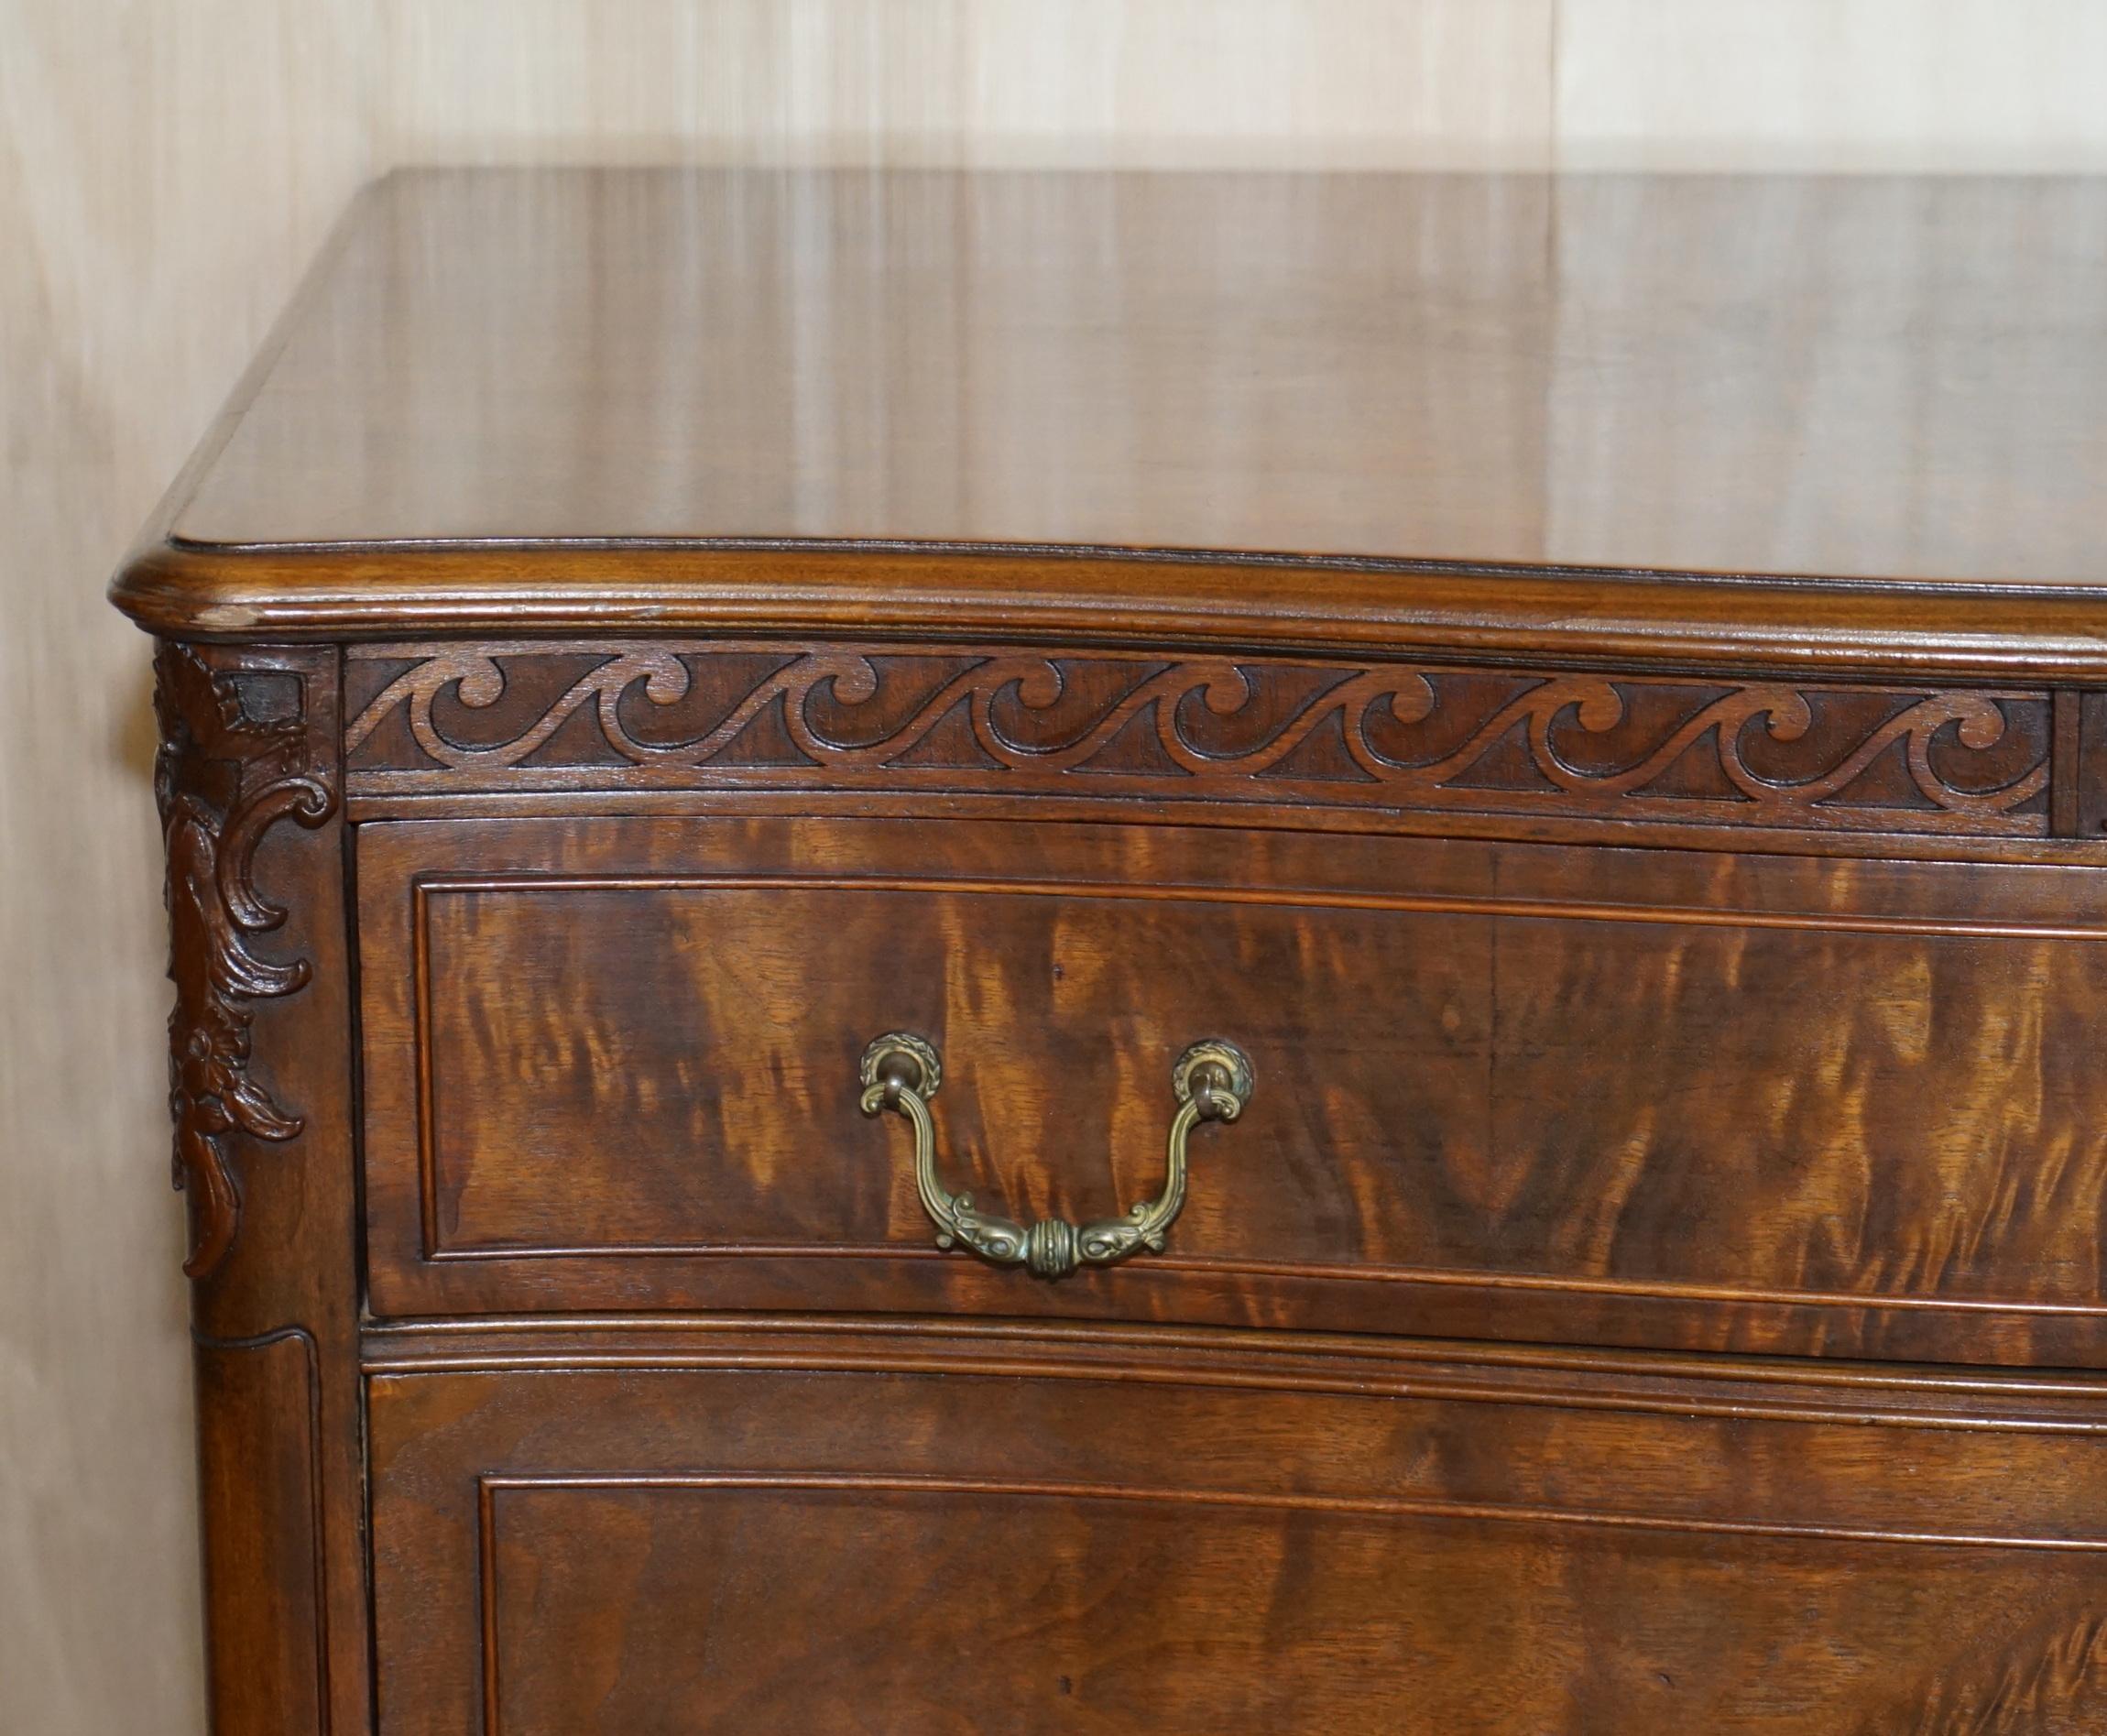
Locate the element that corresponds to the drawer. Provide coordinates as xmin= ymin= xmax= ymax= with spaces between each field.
xmin=357 ymin=814 xmax=2107 ymax=1363
xmin=366 ymin=1325 xmax=2107 ymax=1733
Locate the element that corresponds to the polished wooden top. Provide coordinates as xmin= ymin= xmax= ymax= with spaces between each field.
xmin=116 ymin=168 xmax=2107 ymax=672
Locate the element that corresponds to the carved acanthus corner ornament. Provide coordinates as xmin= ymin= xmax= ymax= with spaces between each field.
xmin=154 ymin=642 xmax=336 ymax=1278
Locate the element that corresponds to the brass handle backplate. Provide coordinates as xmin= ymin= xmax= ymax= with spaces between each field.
xmin=858 ymin=1032 xmax=1253 ymax=1280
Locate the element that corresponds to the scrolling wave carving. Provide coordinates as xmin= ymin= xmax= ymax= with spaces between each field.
xmin=156 ymin=643 xmax=335 ymax=1278
xmin=344 ymin=644 xmax=2051 ymax=835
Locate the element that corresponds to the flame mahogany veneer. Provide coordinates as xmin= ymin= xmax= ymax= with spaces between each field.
xmin=120 ymin=169 xmax=2107 ymax=1732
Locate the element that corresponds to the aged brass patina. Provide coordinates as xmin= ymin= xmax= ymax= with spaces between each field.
xmin=858 ymin=1033 xmax=1254 ymax=1279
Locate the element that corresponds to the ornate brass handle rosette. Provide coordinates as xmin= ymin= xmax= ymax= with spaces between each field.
xmin=858 ymin=1033 xmax=1254 ymax=1280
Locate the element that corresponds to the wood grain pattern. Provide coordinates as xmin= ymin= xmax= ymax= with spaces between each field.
xmin=476 ymin=1479 xmax=2107 ymax=1732
xmin=151 ymin=644 xmax=369 ymax=1734
xmin=156 ymin=169 xmax=2107 ymax=586
xmin=192 ymin=1330 xmax=326 ymax=1734
xmin=344 ymin=642 xmax=2056 ymax=836
xmin=367 ymin=1348 xmax=2107 ymax=1732
xmin=355 ymin=1312 xmax=2107 ymax=1434
xmin=157 ymin=642 xmax=337 ymax=1276
xmin=108 ymin=171 xmax=2107 ymax=683
xmin=49 ymin=20 xmax=2107 ymax=1736
xmin=357 ymin=813 xmax=2107 ymax=1364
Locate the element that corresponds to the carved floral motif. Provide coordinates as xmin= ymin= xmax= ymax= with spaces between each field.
xmin=155 ymin=643 xmax=335 ymax=1278
xmin=345 ymin=644 xmax=2052 ymax=835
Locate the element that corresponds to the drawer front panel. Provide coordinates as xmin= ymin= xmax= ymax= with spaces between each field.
xmin=366 ymin=1337 xmax=2107 ymax=1734
xmin=358 ymin=815 xmax=2107 ymax=1362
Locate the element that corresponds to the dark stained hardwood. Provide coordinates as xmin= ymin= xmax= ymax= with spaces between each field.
xmin=366 ymin=1329 xmax=2107 ymax=1734
xmin=158 ymin=170 xmax=2107 ymax=584
xmin=110 ymin=171 xmax=2107 ymax=682
xmin=152 ymin=642 xmax=369 ymax=1733
xmin=194 ymin=1330 xmax=326 ymax=1732
xmin=156 ymin=642 xmax=337 ymax=1276
xmin=356 ymin=812 xmax=2107 ymax=1364
xmin=341 ymin=641 xmax=2058 ymax=839
xmin=116 ymin=169 xmax=2107 ymax=1731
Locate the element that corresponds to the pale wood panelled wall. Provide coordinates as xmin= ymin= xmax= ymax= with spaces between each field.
xmin=3 ymin=4 xmax=2103 ymax=1730
xmin=1561 ymin=0 xmax=2107 ymax=170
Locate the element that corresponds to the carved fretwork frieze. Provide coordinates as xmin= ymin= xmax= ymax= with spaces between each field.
xmin=155 ymin=642 xmax=336 ymax=1278
xmin=344 ymin=643 xmax=2053 ymax=837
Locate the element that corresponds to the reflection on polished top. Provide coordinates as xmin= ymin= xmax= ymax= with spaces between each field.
xmin=116 ymin=168 xmax=2107 ymax=668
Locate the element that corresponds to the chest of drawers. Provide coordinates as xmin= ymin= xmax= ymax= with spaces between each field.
xmin=117 ymin=169 xmax=2107 ymax=1732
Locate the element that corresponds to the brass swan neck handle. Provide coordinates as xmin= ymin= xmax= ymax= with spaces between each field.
xmin=858 ymin=1033 xmax=1254 ymax=1280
